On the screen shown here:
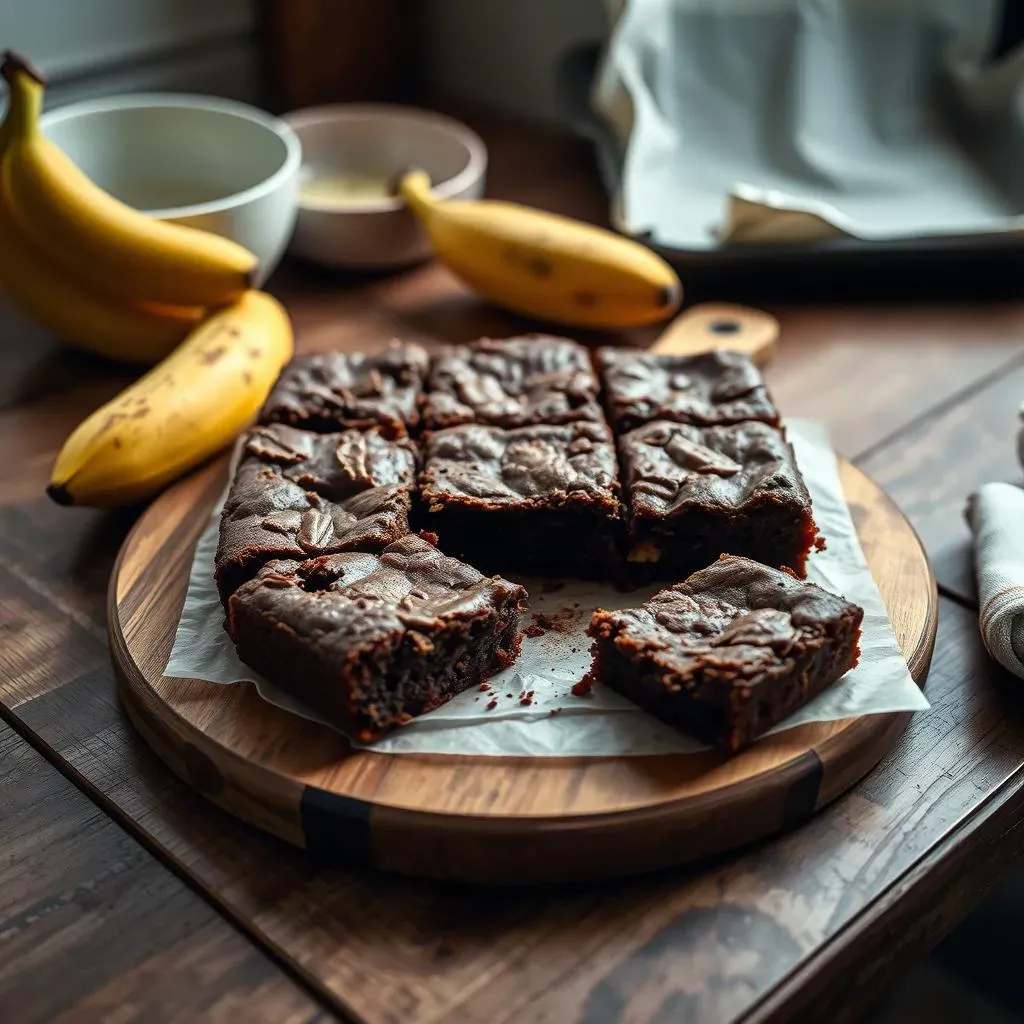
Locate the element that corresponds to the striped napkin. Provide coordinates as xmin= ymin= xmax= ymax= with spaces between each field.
xmin=966 ymin=482 xmax=1024 ymax=678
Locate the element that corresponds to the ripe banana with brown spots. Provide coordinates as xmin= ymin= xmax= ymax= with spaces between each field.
xmin=400 ymin=169 xmax=681 ymax=329
xmin=48 ymin=290 xmax=293 ymax=508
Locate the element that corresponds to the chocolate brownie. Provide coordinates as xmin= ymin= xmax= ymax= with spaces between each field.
xmin=215 ymin=424 xmax=417 ymax=603
xmin=589 ymin=555 xmax=863 ymax=750
xmin=259 ymin=340 xmax=429 ymax=436
xmin=420 ymin=421 xmax=624 ymax=578
xmin=618 ymin=420 xmax=818 ymax=578
xmin=596 ymin=348 xmax=780 ymax=432
xmin=226 ymin=535 xmax=526 ymax=741
xmin=423 ymin=335 xmax=603 ymax=429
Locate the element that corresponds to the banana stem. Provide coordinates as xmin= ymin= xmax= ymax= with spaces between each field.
xmin=0 ymin=59 xmax=44 ymax=142
xmin=399 ymin=170 xmax=437 ymax=222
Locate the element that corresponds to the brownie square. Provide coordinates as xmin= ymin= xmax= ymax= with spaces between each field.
xmin=423 ymin=334 xmax=603 ymax=429
xmin=618 ymin=420 xmax=818 ymax=578
xmin=259 ymin=340 xmax=429 ymax=437
xmin=226 ymin=535 xmax=526 ymax=741
xmin=420 ymin=421 xmax=624 ymax=578
xmin=589 ymin=555 xmax=863 ymax=751
xmin=596 ymin=348 xmax=780 ymax=432
xmin=215 ymin=424 xmax=417 ymax=603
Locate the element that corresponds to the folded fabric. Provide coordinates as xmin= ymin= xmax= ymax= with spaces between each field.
xmin=966 ymin=482 xmax=1024 ymax=677
xmin=594 ymin=0 xmax=1024 ymax=250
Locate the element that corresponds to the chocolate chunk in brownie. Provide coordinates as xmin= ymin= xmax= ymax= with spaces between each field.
xmin=259 ymin=340 xmax=429 ymax=436
xmin=420 ymin=421 xmax=624 ymax=578
xmin=618 ymin=420 xmax=818 ymax=578
xmin=596 ymin=348 xmax=780 ymax=432
xmin=215 ymin=425 xmax=417 ymax=602
xmin=226 ymin=535 xmax=526 ymax=741
xmin=423 ymin=334 xmax=603 ymax=429
xmin=589 ymin=555 xmax=863 ymax=751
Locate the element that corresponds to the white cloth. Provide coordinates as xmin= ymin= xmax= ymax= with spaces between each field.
xmin=966 ymin=482 xmax=1024 ymax=678
xmin=593 ymin=0 xmax=1024 ymax=249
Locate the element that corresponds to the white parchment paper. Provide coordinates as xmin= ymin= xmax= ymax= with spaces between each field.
xmin=165 ymin=419 xmax=929 ymax=755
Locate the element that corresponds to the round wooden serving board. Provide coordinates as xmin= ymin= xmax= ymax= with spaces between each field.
xmin=110 ymin=456 xmax=936 ymax=885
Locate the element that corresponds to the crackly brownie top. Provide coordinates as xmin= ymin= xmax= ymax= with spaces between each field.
xmin=232 ymin=535 xmax=526 ymax=644
xmin=239 ymin=423 xmax=417 ymax=500
xmin=259 ymin=341 xmax=429 ymax=435
xmin=421 ymin=421 xmax=620 ymax=510
xmin=618 ymin=420 xmax=810 ymax=519
xmin=592 ymin=555 xmax=862 ymax=674
xmin=596 ymin=348 xmax=779 ymax=430
xmin=423 ymin=335 xmax=602 ymax=429
xmin=217 ymin=457 xmax=413 ymax=578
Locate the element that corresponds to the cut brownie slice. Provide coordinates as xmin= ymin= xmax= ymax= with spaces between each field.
xmin=226 ymin=535 xmax=526 ymax=741
xmin=618 ymin=420 xmax=818 ymax=578
xmin=589 ymin=555 xmax=863 ymax=751
xmin=420 ymin=421 xmax=624 ymax=578
xmin=215 ymin=424 xmax=417 ymax=603
xmin=423 ymin=334 xmax=603 ymax=429
xmin=259 ymin=340 xmax=429 ymax=437
xmin=596 ymin=348 xmax=780 ymax=432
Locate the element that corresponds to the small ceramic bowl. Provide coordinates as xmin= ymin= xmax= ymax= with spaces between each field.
xmin=41 ymin=94 xmax=302 ymax=283
xmin=283 ymin=104 xmax=487 ymax=270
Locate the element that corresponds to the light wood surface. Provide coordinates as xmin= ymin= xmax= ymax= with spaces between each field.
xmin=652 ymin=303 xmax=780 ymax=364
xmin=108 ymin=451 xmax=935 ymax=883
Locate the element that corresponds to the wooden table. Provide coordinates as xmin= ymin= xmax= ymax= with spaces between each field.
xmin=2 ymin=116 xmax=1024 ymax=1024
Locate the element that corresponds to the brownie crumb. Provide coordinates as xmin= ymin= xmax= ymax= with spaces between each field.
xmin=571 ymin=674 xmax=595 ymax=697
xmin=486 ymin=698 xmax=498 ymax=711
xmin=523 ymin=624 xmax=545 ymax=638
xmin=530 ymin=608 xmax=577 ymax=634
xmin=479 ymin=682 xmax=491 ymax=692
xmin=519 ymin=690 xmax=535 ymax=706
xmin=814 ymin=535 xmax=827 ymax=552
xmin=419 ymin=530 xmax=440 ymax=546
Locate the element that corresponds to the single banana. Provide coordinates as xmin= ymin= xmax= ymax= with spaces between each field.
xmin=400 ymin=170 xmax=682 ymax=329
xmin=49 ymin=290 xmax=293 ymax=508
xmin=1 ymin=51 xmax=258 ymax=309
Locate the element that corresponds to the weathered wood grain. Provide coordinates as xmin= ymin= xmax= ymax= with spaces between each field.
xmin=0 ymin=500 xmax=1018 ymax=1024
xmin=0 ymin=722 xmax=333 ymax=1024
xmin=1 ymin=111 xmax=1023 ymax=1022
xmin=858 ymin=359 xmax=1024 ymax=603
xmin=765 ymin=305 xmax=1024 ymax=459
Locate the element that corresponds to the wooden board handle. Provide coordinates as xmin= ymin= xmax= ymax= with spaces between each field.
xmin=651 ymin=303 xmax=780 ymax=365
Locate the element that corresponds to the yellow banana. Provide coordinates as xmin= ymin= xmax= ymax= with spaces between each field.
xmin=49 ymin=290 xmax=293 ymax=508
xmin=0 ymin=192 xmax=204 ymax=363
xmin=400 ymin=169 xmax=681 ymax=329
xmin=1 ymin=52 xmax=258 ymax=309
xmin=0 ymin=52 xmax=200 ymax=364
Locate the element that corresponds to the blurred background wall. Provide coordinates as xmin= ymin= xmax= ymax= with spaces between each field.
xmin=0 ymin=0 xmax=606 ymax=120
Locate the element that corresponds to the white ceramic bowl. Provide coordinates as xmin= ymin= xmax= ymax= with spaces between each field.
xmin=283 ymin=105 xmax=487 ymax=270
xmin=41 ymin=94 xmax=302 ymax=284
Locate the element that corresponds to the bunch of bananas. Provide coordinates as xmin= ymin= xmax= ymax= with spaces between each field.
xmin=0 ymin=52 xmax=293 ymax=508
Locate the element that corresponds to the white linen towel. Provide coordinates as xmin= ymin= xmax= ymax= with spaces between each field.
xmin=966 ymin=482 xmax=1024 ymax=677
